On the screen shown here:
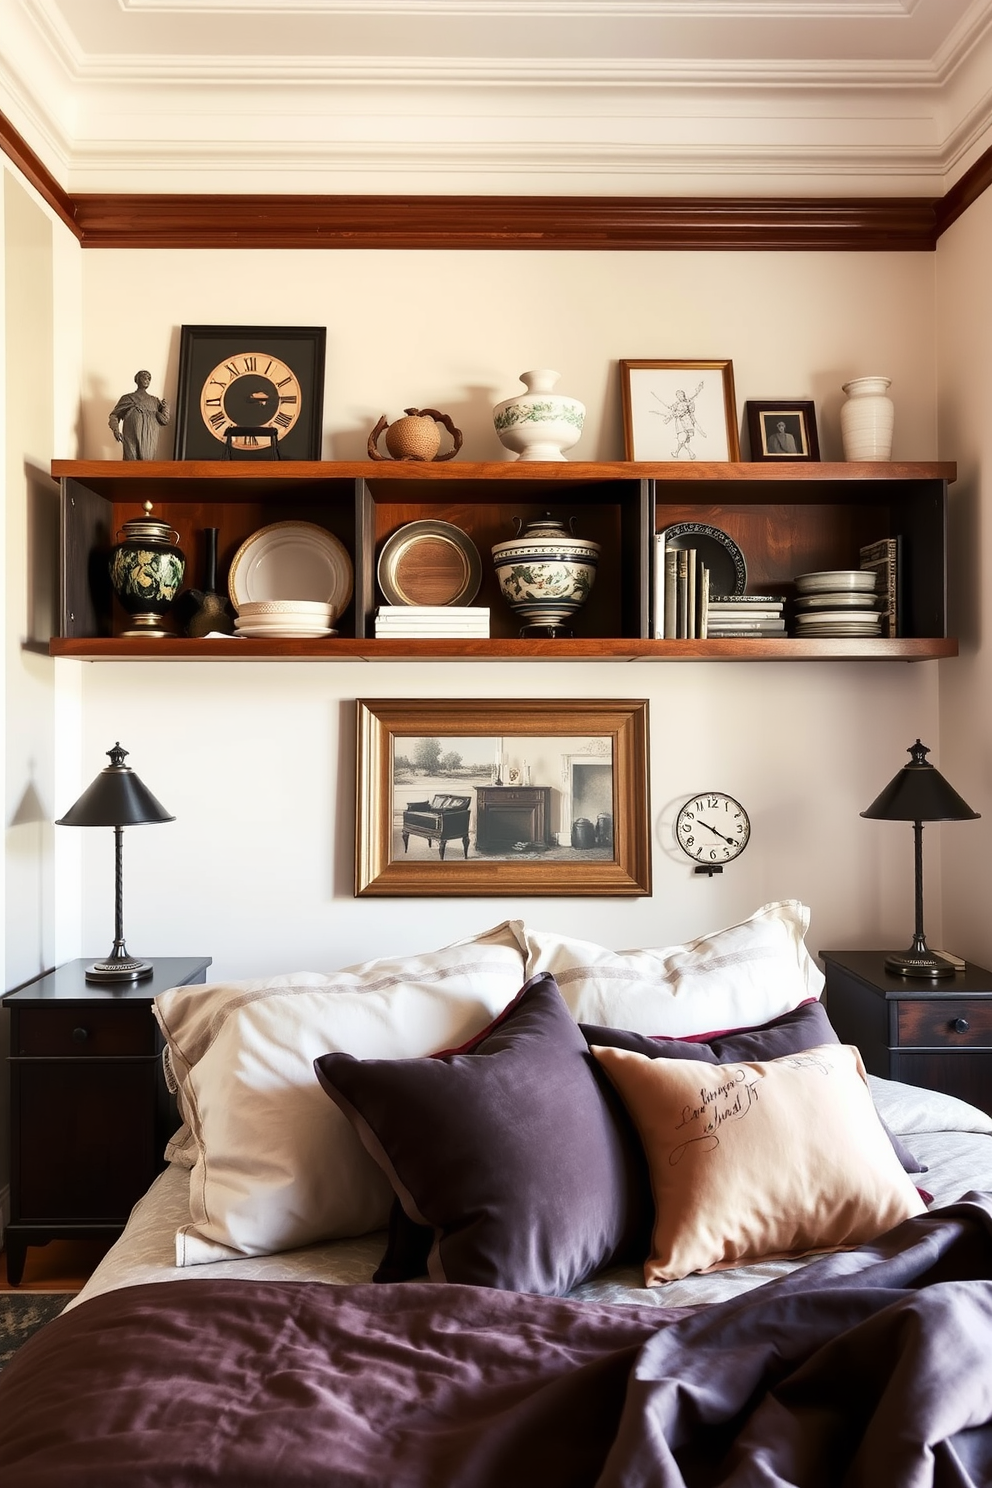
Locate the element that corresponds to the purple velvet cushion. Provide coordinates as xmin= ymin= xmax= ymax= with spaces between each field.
xmin=580 ymin=999 xmax=925 ymax=1175
xmin=314 ymin=973 xmax=649 ymax=1297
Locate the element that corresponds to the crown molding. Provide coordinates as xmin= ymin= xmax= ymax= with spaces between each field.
xmin=6 ymin=106 xmax=992 ymax=251
xmin=0 ymin=112 xmax=76 ymax=234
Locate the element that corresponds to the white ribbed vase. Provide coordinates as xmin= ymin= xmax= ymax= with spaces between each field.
xmin=840 ymin=376 xmax=894 ymax=461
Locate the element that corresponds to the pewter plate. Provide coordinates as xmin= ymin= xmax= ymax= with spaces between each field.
xmin=662 ymin=523 xmax=747 ymax=596
xmin=377 ymin=520 xmax=482 ymax=607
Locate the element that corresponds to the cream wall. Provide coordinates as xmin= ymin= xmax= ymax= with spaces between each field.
xmin=79 ymin=250 xmax=937 ymax=465
xmin=2 ymin=164 xmax=82 ymax=1223
xmin=935 ymin=190 xmax=992 ymax=964
xmin=54 ymin=246 xmax=944 ymax=980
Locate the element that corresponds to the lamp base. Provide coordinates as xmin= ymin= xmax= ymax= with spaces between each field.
xmin=85 ymin=948 xmax=154 ymax=983
xmin=884 ymin=947 xmax=957 ymax=979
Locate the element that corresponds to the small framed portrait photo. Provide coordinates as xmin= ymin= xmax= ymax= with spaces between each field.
xmin=745 ymin=400 xmax=819 ymax=462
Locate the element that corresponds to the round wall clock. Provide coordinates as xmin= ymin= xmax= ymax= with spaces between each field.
xmin=174 ymin=325 xmax=326 ymax=461
xmin=675 ymin=791 xmax=750 ymax=873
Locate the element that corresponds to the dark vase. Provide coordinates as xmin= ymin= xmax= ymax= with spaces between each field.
xmin=109 ymin=502 xmax=185 ymax=637
xmin=181 ymin=528 xmax=234 ymax=637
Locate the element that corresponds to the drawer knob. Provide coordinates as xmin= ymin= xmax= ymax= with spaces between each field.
xmin=71 ymin=1026 xmax=89 ymax=1043
xmin=952 ymin=1017 xmax=970 ymax=1035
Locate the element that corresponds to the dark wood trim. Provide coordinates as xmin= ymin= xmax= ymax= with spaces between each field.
xmin=0 ymin=114 xmax=78 ymax=238
xmin=0 ymin=105 xmax=989 ymax=251
xmin=68 ymin=191 xmax=940 ymax=251
xmin=935 ymin=146 xmax=992 ymax=236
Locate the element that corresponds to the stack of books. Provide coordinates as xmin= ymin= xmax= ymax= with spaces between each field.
xmin=704 ymin=595 xmax=786 ymax=638
xmin=859 ymin=537 xmax=901 ymax=637
xmin=374 ymin=605 xmax=490 ymax=639
xmin=653 ymin=542 xmax=710 ymax=639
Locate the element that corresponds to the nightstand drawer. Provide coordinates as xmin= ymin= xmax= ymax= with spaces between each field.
xmin=14 ymin=1004 xmax=159 ymax=1058
xmin=895 ymin=999 xmax=992 ymax=1049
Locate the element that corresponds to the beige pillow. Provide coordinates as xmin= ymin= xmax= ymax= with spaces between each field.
xmin=153 ymin=923 xmax=527 ymax=1265
xmin=511 ymin=900 xmax=824 ymax=1036
xmin=592 ymin=1041 xmax=926 ymax=1284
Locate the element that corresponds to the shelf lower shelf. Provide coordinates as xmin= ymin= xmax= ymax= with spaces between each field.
xmin=48 ymin=637 xmax=958 ymax=662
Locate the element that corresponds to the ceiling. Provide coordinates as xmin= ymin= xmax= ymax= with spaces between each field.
xmin=3 ymin=0 xmax=992 ymax=197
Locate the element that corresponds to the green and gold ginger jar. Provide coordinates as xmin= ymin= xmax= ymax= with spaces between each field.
xmin=109 ymin=501 xmax=186 ymax=636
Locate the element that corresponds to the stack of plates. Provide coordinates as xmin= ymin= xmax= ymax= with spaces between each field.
xmin=793 ymin=570 xmax=881 ymax=637
xmin=234 ymin=600 xmax=338 ymax=639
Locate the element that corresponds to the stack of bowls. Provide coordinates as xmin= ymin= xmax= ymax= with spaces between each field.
xmin=234 ymin=599 xmax=338 ymax=638
xmin=793 ymin=570 xmax=881 ymax=637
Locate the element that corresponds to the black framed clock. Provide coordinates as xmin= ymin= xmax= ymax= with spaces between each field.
xmin=174 ymin=325 xmax=326 ymax=460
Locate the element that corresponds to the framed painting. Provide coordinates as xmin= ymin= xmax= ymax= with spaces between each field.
xmin=355 ymin=698 xmax=651 ymax=896
xmin=745 ymin=400 xmax=820 ymax=462
xmin=619 ymin=359 xmax=740 ymax=462
xmin=173 ymin=325 xmax=326 ymax=460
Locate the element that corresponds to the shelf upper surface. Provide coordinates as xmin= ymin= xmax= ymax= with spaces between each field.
xmin=52 ymin=459 xmax=957 ymax=492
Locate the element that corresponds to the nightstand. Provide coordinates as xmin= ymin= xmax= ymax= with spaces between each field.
xmin=821 ymin=950 xmax=992 ymax=1118
xmin=2 ymin=955 xmax=211 ymax=1285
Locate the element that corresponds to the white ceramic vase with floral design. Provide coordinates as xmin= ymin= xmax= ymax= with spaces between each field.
xmin=493 ymin=370 xmax=585 ymax=461
xmin=491 ymin=511 xmax=600 ymax=635
xmin=840 ymin=376 xmax=894 ymax=461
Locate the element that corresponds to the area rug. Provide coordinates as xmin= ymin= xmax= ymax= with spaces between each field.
xmin=0 ymin=1293 xmax=75 ymax=1370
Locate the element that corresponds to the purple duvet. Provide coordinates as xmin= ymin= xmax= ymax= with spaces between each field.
xmin=3 ymin=1195 xmax=992 ymax=1487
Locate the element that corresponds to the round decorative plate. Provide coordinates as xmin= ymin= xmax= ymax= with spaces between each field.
xmin=228 ymin=522 xmax=353 ymax=614
xmin=795 ymin=609 xmax=881 ymax=625
xmin=236 ymin=598 xmax=337 ymax=617
xmin=794 ymin=592 xmax=881 ymax=611
xmin=377 ymin=520 xmax=482 ymax=607
xmin=662 ymin=523 xmax=747 ymax=596
xmin=235 ymin=627 xmax=338 ymax=639
xmin=794 ymin=569 xmax=876 ymax=594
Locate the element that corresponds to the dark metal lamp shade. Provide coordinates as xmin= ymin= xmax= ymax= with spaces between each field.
xmin=56 ymin=743 xmax=174 ymax=983
xmin=861 ymin=740 xmax=980 ymax=979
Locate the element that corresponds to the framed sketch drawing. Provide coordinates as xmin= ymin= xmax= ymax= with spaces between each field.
xmin=355 ymin=697 xmax=651 ymax=897
xmin=174 ymin=325 xmax=326 ymax=460
xmin=745 ymin=400 xmax=820 ymax=462
xmin=620 ymin=360 xmax=740 ymax=462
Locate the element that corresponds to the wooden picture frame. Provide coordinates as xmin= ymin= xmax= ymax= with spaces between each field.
xmin=745 ymin=400 xmax=820 ymax=462
xmin=174 ymin=324 xmax=325 ymax=460
xmin=355 ymin=698 xmax=651 ymax=897
xmin=619 ymin=359 xmax=740 ymax=462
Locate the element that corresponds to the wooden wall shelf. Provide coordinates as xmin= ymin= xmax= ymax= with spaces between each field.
xmin=49 ymin=636 xmax=957 ymax=663
xmin=51 ymin=459 xmax=956 ymax=664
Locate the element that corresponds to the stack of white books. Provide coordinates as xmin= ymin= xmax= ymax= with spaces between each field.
xmin=374 ymin=605 xmax=490 ymax=638
xmin=705 ymin=595 xmax=786 ymax=638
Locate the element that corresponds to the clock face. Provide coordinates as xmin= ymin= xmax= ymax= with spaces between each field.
xmin=199 ymin=353 xmax=303 ymax=451
xmin=675 ymin=792 xmax=750 ymax=865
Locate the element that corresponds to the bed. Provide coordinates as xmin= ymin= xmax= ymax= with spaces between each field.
xmin=3 ymin=902 xmax=992 ymax=1487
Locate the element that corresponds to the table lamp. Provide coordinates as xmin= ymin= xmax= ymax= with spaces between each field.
xmin=861 ymin=739 xmax=980 ymax=978
xmin=56 ymin=742 xmax=175 ymax=983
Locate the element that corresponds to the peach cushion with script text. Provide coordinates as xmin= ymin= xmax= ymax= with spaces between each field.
xmin=592 ymin=1042 xmax=926 ymax=1285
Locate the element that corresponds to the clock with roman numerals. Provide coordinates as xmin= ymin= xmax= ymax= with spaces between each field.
xmin=174 ymin=325 xmax=326 ymax=460
xmin=198 ymin=352 xmax=302 ymax=452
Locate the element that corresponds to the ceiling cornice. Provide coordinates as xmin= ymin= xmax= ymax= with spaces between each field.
xmin=4 ymin=106 xmax=989 ymax=251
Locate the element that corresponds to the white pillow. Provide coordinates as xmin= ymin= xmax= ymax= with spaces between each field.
xmin=509 ymin=901 xmax=824 ymax=1035
xmin=153 ymin=923 xmax=527 ymax=1265
xmin=867 ymin=1074 xmax=992 ymax=1137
